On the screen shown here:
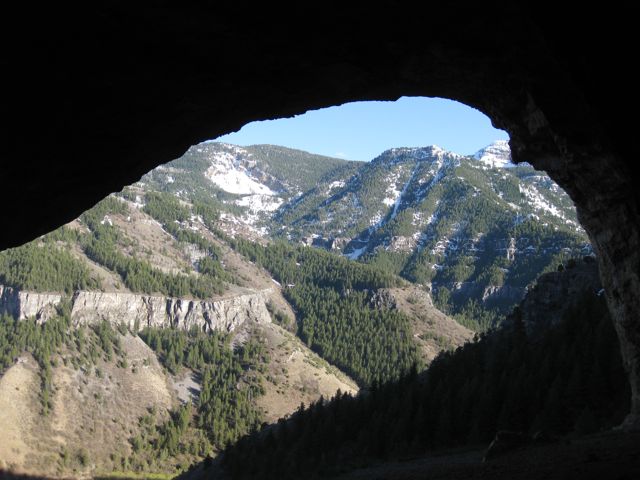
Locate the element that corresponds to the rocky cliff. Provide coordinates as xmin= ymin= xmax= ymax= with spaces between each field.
xmin=504 ymin=257 xmax=602 ymax=337
xmin=0 ymin=285 xmax=62 ymax=323
xmin=0 ymin=285 xmax=272 ymax=332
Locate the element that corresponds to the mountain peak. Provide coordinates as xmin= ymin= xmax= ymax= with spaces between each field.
xmin=473 ymin=140 xmax=513 ymax=168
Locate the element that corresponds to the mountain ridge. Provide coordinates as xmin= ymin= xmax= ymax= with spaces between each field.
xmin=2 ymin=137 xmax=586 ymax=331
xmin=150 ymin=139 xmax=588 ymax=328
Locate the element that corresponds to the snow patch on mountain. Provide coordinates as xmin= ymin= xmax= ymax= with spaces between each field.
xmin=376 ymin=145 xmax=460 ymax=167
xmin=519 ymin=184 xmax=563 ymax=218
xmin=383 ymin=191 xmax=399 ymax=207
xmin=346 ymin=245 xmax=367 ymax=260
xmin=327 ymin=180 xmax=345 ymax=193
xmin=205 ymin=150 xmax=276 ymax=196
xmin=414 ymin=154 xmax=451 ymax=203
xmin=390 ymin=165 xmax=419 ymax=221
xmin=235 ymin=195 xmax=283 ymax=231
xmin=370 ymin=212 xmax=383 ymax=226
xmin=413 ymin=145 xmax=458 ymax=161
xmin=426 ymin=211 xmax=439 ymax=226
xmin=218 ymin=212 xmax=268 ymax=238
xmin=383 ymin=172 xmax=402 ymax=206
xmin=236 ymin=194 xmax=283 ymax=213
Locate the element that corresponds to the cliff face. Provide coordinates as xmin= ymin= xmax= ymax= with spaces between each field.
xmin=504 ymin=257 xmax=602 ymax=337
xmin=0 ymin=285 xmax=272 ymax=332
xmin=0 ymin=285 xmax=62 ymax=322
xmin=447 ymin=282 xmax=526 ymax=306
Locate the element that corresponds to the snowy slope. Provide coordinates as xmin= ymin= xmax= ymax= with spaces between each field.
xmin=473 ymin=140 xmax=515 ymax=168
xmin=266 ymin=141 xmax=589 ymax=324
xmin=205 ymin=149 xmax=277 ymax=196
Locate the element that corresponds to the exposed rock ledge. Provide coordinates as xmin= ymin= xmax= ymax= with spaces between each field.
xmin=0 ymin=285 xmax=272 ymax=333
xmin=0 ymin=285 xmax=62 ymax=322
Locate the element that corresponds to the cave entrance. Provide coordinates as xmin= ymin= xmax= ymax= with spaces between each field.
xmin=1 ymin=5 xmax=638 ymax=429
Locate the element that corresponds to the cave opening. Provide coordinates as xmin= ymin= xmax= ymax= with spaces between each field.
xmin=2 ymin=6 xmax=640 ymax=477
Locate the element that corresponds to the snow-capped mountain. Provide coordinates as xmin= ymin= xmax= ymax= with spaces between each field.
xmin=275 ymin=142 xmax=583 ymax=247
xmin=473 ymin=139 xmax=515 ymax=168
xmin=142 ymin=142 xmax=361 ymax=238
xmin=141 ymin=140 xmax=590 ymax=327
xmin=270 ymin=142 xmax=589 ymax=326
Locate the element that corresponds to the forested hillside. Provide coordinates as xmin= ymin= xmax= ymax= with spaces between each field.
xmin=218 ymin=260 xmax=628 ymax=480
xmin=0 ymin=149 xmax=467 ymax=477
xmin=0 ymin=180 xmax=455 ymax=390
xmin=270 ymin=144 xmax=589 ymax=330
xmin=137 ymin=326 xmax=267 ymax=453
xmin=0 ymin=186 xmax=364 ymax=476
xmin=227 ymin=238 xmax=421 ymax=386
xmin=0 ymin=194 xmax=229 ymax=299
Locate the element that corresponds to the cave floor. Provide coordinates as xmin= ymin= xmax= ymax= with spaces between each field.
xmin=333 ymin=431 xmax=640 ymax=480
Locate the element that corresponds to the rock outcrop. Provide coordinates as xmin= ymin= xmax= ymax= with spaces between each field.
xmin=0 ymin=285 xmax=272 ymax=332
xmin=446 ymin=281 xmax=526 ymax=308
xmin=481 ymin=285 xmax=527 ymax=304
xmin=0 ymin=285 xmax=62 ymax=322
xmin=503 ymin=257 xmax=602 ymax=337
xmin=369 ymin=289 xmax=397 ymax=310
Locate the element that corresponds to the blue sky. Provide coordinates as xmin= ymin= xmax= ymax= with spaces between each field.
xmin=214 ymin=97 xmax=509 ymax=161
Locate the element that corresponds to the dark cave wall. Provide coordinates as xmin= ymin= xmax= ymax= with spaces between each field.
xmin=2 ymin=4 xmax=639 ymax=422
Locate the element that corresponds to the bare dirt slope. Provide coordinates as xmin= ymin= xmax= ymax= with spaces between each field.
xmin=0 ymin=335 xmax=176 ymax=478
xmin=256 ymin=321 xmax=358 ymax=423
xmin=386 ymin=286 xmax=473 ymax=363
xmin=0 ymin=355 xmax=41 ymax=473
xmin=110 ymin=205 xmax=193 ymax=276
